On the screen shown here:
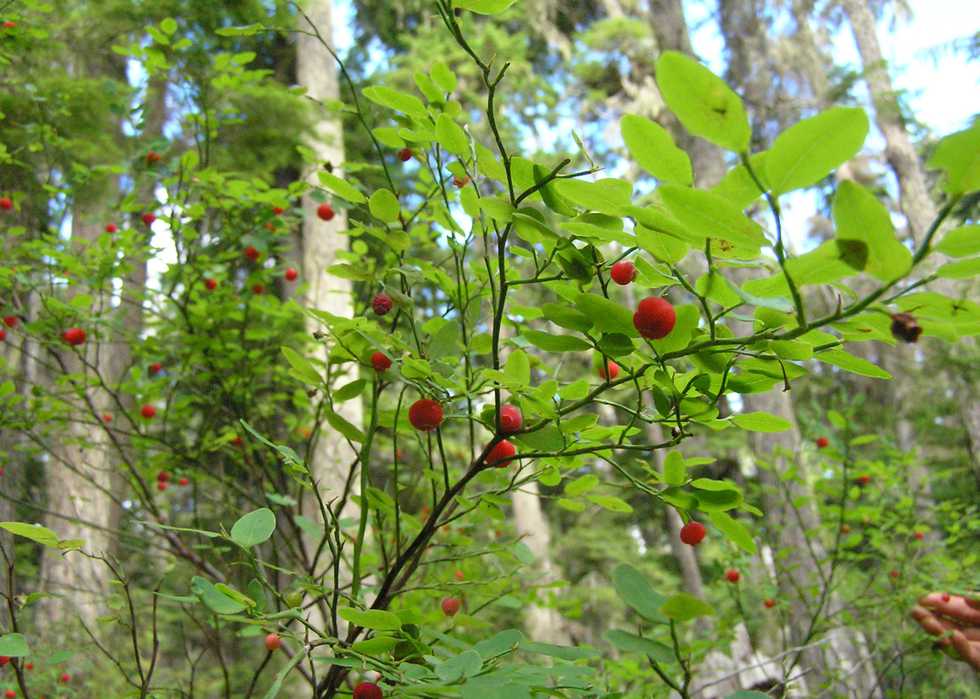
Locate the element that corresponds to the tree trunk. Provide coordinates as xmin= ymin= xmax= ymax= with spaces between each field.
xmin=38 ymin=215 xmax=117 ymax=632
xmin=296 ymin=0 xmax=363 ymax=625
xmin=510 ymin=482 xmax=571 ymax=644
xmin=839 ymin=0 xmax=963 ymax=523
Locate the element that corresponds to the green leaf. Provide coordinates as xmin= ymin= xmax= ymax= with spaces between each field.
xmin=731 ymin=411 xmax=792 ymax=432
xmin=575 ymin=293 xmax=637 ymax=336
xmin=473 ymin=629 xmax=524 ymax=659
xmin=663 ymin=451 xmax=686 ymax=486
xmin=927 ymin=123 xmax=980 ymax=194
xmin=655 ymin=51 xmax=750 ymax=152
xmin=693 ymin=488 xmax=742 ymax=512
xmin=431 ymin=62 xmax=457 ymax=94
xmin=503 ymin=349 xmax=530 ymax=387
xmin=816 ymin=349 xmax=891 ymax=379
xmin=611 ymin=564 xmax=667 ymax=623
xmin=230 ymin=508 xmax=276 ymax=548
xmin=334 ymin=379 xmax=367 ymax=402
xmin=0 ymin=633 xmax=29 ymax=657
xmin=0 ymin=522 xmax=62 ymax=548
xmin=620 ymin=114 xmax=692 ymax=185
xmin=281 ymin=347 xmax=321 ymax=385
xmin=435 ymin=650 xmax=483 ymax=683
xmin=588 ymin=495 xmax=634 ymax=513
xmin=435 ymin=114 xmax=469 ymax=157
xmin=565 ymin=474 xmax=599 ymax=496
xmin=660 ymin=592 xmax=715 ymax=622
xmin=368 ymin=189 xmax=400 ymax=223
xmin=658 ymin=185 xmax=766 ymax=248
xmin=362 ymin=85 xmax=427 ymax=118
xmin=455 ymin=0 xmax=517 ymax=14
xmin=522 ymin=330 xmax=591 ymax=352
xmin=937 ymin=257 xmax=980 ymax=279
xmin=833 ymin=181 xmax=911 ymax=281
xmin=554 ymin=178 xmax=632 ymax=215
xmin=708 ymin=511 xmax=757 ymax=554
xmin=605 ymin=630 xmax=673 ymax=662
xmin=935 ymin=225 xmax=980 ymax=258
xmin=214 ymin=583 xmax=256 ymax=608
xmin=690 ymin=478 xmax=739 ymax=492
xmin=520 ymin=640 xmax=598 ymax=660
xmin=325 ymin=408 xmax=366 ymax=443
xmin=317 ymin=172 xmax=366 ymax=204
xmin=478 ymin=197 xmax=514 ymax=223
xmin=765 ymin=107 xmax=869 ymax=194
xmin=192 ymin=576 xmax=248 ymax=615
xmin=338 ymin=607 xmax=403 ymax=631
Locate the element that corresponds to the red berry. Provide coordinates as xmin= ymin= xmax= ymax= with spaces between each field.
xmin=204 ymin=277 xmax=218 ymax=290
xmin=485 ymin=439 xmax=516 ymax=467
xmin=0 ymin=329 xmax=5 ymax=342
xmin=499 ymin=404 xmax=522 ymax=433
xmin=764 ymin=598 xmax=776 ymax=609
xmin=633 ymin=297 xmax=676 ymax=340
xmin=178 ymin=477 xmax=189 ymax=486
xmin=62 ymin=327 xmax=86 ymax=346
xmin=149 ymin=362 xmax=162 ymax=376
xmin=0 ymin=656 xmax=7 ymax=666
xmin=680 ymin=520 xmax=706 ymax=546
xmin=141 ymin=212 xmax=156 ymax=226
xmin=725 ymin=568 xmax=740 ymax=583
xmin=371 ymin=351 xmax=392 ymax=372
xmin=856 ymin=474 xmax=871 ymax=486
xmin=409 ymin=399 xmax=444 ymax=431
xmin=251 ymin=283 xmax=265 ymax=295
xmin=372 ymin=293 xmax=393 ymax=316
xmin=398 ymin=147 xmax=413 ymax=162
xmin=244 ymin=245 xmax=260 ymax=262
xmin=105 ymin=223 xmax=118 ymax=233
xmin=1 ymin=21 xmax=14 ymax=29
xmin=24 ymin=662 xmax=32 ymax=670
xmin=942 ymin=593 xmax=951 ymax=603
xmin=0 ymin=197 xmax=12 ymax=210
xmin=157 ymin=481 xmax=168 ymax=492
xmin=441 ymin=597 xmax=461 ymax=616
xmin=454 ymin=569 xmax=465 ymax=581
xmin=140 ymin=404 xmax=156 ymax=419
xmin=157 ymin=470 xmax=171 ymax=482
xmin=453 ymin=175 xmax=470 ymax=188
xmin=232 ymin=435 xmax=244 ymax=446
xmin=914 ymin=531 xmax=924 ymax=541
xmin=272 ymin=206 xmax=285 ymax=215
xmin=6 ymin=689 xmax=16 ymax=698
xmin=889 ymin=569 xmax=899 ymax=579
xmin=598 ymin=359 xmax=619 ymax=380
xmin=264 ymin=633 xmax=282 ymax=651
xmin=815 ymin=436 xmax=829 ymax=448
xmin=60 ymin=672 xmax=71 ymax=683
xmin=2 ymin=315 xmax=15 ymax=327
xmin=354 ymin=683 xmax=383 ymax=699
xmin=146 ymin=150 xmax=161 ymax=164
xmin=284 ymin=267 xmax=298 ymax=282
xmin=317 ymin=203 xmax=335 ymax=221
xmin=610 ymin=260 xmax=637 ymax=285
xmin=102 ymin=413 xmax=112 ymax=423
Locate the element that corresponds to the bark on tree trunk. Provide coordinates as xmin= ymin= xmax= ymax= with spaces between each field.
xmin=510 ymin=481 xmax=571 ymax=644
xmin=296 ymin=0 xmax=363 ymax=627
xmin=38 ymin=215 xmax=118 ymax=632
xmin=838 ymin=0 xmax=968 ymax=523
